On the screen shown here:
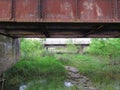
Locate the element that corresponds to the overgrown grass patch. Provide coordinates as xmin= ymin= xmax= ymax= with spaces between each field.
xmin=4 ymin=56 xmax=66 ymax=88
xmin=4 ymin=38 xmax=120 ymax=90
xmin=26 ymin=77 xmax=77 ymax=90
xmin=56 ymin=54 xmax=120 ymax=90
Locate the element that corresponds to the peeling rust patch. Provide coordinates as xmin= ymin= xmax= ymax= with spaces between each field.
xmin=81 ymin=0 xmax=103 ymax=20
xmin=42 ymin=0 xmax=76 ymax=20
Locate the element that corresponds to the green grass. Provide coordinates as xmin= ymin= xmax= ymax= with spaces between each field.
xmin=4 ymin=54 xmax=120 ymax=90
xmin=4 ymin=39 xmax=120 ymax=90
xmin=26 ymin=77 xmax=77 ymax=90
xmin=4 ymin=56 xmax=66 ymax=89
xmin=56 ymin=54 xmax=120 ymax=90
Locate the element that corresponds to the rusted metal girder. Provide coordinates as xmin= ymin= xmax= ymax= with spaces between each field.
xmin=0 ymin=0 xmax=120 ymax=38
xmin=0 ymin=22 xmax=120 ymax=38
xmin=0 ymin=0 xmax=120 ymax=22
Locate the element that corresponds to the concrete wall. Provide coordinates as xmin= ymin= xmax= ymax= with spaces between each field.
xmin=0 ymin=35 xmax=20 ymax=76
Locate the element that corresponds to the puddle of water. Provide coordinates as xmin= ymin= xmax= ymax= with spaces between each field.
xmin=19 ymin=85 xmax=27 ymax=90
xmin=64 ymin=81 xmax=73 ymax=87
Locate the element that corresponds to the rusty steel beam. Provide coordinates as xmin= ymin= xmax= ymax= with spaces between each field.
xmin=0 ymin=29 xmax=16 ymax=38
xmin=0 ymin=22 xmax=120 ymax=38
xmin=42 ymin=32 xmax=50 ymax=38
xmin=0 ymin=0 xmax=120 ymax=22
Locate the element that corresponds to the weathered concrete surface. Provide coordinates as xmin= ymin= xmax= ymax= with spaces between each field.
xmin=0 ymin=35 xmax=20 ymax=76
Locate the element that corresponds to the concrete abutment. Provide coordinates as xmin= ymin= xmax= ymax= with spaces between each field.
xmin=0 ymin=35 xmax=20 ymax=76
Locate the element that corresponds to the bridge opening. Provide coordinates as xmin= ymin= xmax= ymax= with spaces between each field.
xmin=0 ymin=37 xmax=120 ymax=90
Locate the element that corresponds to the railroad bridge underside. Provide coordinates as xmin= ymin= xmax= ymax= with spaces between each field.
xmin=0 ymin=22 xmax=120 ymax=38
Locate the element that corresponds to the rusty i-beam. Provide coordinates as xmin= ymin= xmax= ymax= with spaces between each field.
xmin=0 ymin=0 xmax=120 ymax=38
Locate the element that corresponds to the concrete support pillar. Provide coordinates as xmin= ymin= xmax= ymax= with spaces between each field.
xmin=0 ymin=35 xmax=20 ymax=75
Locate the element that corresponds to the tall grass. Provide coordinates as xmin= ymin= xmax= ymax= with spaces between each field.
xmin=26 ymin=77 xmax=77 ymax=90
xmin=57 ymin=54 xmax=120 ymax=90
xmin=5 ymin=56 xmax=66 ymax=88
xmin=4 ymin=39 xmax=66 ymax=89
xmin=4 ymin=38 xmax=120 ymax=90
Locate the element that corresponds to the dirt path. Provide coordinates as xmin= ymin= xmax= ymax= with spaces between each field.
xmin=65 ymin=66 xmax=98 ymax=90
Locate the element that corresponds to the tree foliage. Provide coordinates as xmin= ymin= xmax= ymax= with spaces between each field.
xmin=20 ymin=38 xmax=44 ymax=60
xmin=66 ymin=39 xmax=78 ymax=52
xmin=87 ymin=38 xmax=120 ymax=59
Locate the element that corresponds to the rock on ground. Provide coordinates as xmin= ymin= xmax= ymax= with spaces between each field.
xmin=65 ymin=66 xmax=98 ymax=90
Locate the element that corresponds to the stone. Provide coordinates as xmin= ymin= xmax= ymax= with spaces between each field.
xmin=88 ymin=87 xmax=97 ymax=90
xmin=71 ymin=74 xmax=81 ymax=79
xmin=83 ymin=76 xmax=89 ymax=81
xmin=65 ymin=66 xmax=97 ymax=90
xmin=78 ymin=84 xmax=87 ymax=90
xmin=65 ymin=66 xmax=79 ymax=73
xmin=80 ymin=79 xmax=87 ymax=84
xmin=67 ymin=73 xmax=81 ymax=79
